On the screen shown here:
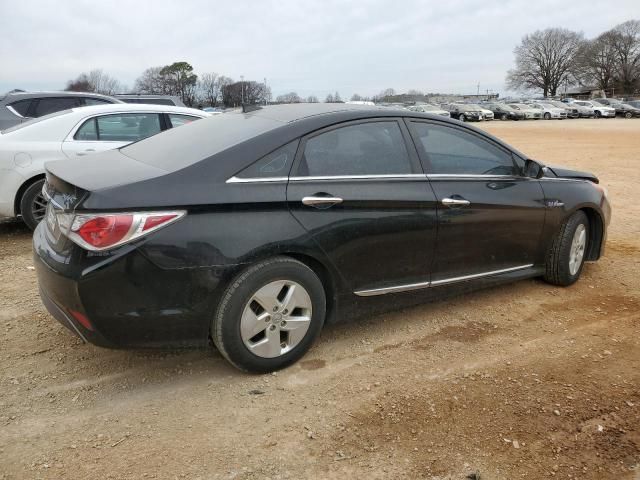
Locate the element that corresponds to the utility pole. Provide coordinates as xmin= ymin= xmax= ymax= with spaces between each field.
xmin=264 ymin=77 xmax=267 ymax=105
xmin=240 ymin=75 xmax=245 ymax=104
xmin=477 ymin=83 xmax=480 ymax=96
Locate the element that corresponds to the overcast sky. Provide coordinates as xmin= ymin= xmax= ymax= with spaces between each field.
xmin=1 ymin=0 xmax=638 ymax=99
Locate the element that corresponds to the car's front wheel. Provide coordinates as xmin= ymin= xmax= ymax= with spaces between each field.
xmin=19 ymin=178 xmax=47 ymax=231
xmin=544 ymin=211 xmax=589 ymax=286
xmin=544 ymin=112 xmax=551 ymax=120
xmin=500 ymin=113 xmax=508 ymax=121
xmin=459 ymin=114 xmax=466 ymax=122
xmin=624 ymin=111 xmax=633 ymax=119
xmin=212 ymin=257 xmax=326 ymax=373
xmin=595 ymin=110 xmax=602 ymax=118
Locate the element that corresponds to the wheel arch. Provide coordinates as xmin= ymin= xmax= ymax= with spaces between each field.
xmin=14 ymin=173 xmax=46 ymax=216
xmin=575 ymin=206 xmax=604 ymax=261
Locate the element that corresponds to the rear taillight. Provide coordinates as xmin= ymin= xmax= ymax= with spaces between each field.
xmin=58 ymin=211 xmax=185 ymax=251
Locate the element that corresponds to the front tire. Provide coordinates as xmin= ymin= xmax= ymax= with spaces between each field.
xmin=458 ymin=114 xmax=466 ymax=122
xmin=624 ymin=111 xmax=632 ymax=119
xmin=544 ymin=112 xmax=551 ymax=120
xmin=544 ymin=211 xmax=589 ymax=286
xmin=19 ymin=179 xmax=47 ymax=231
xmin=500 ymin=113 xmax=508 ymax=121
xmin=595 ymin=110 xmax=602 ymax=118
xmin=212 ymin=257 xmax=326 ymax=373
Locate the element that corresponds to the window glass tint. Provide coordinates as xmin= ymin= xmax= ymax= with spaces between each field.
xmin=168 ymin=114 xmax=199 ymax=128
xmin=34 ymin=98 xmax=79 ymax=117
xmin=299 ymin=121 xmax=411 ymax=176
xmin=96 ymin=113 xmax=161 ymax=142
xmin=8 ymin=99 xmax=31 ymax=116
xmin=410 ymin=122 xmax=517 ymax=175
xmin=82 ymin=98 xmax=111 ymax=106
xmin=238 ymin=140 xmax=298 ymax=178
xmin=75 ymin=118 xmax=98 ymax=140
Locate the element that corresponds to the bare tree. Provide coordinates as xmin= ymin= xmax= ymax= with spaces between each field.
xmin=372 ymin=88 xmax=395 ymax=103
xmin=333 ymin=91 xmax=342 ymax=102
xmin=610 ymin=20 xmax=640 ymax=94
xmin=506 ymin=28 xmax=584 ymax=97
xmin=65 ymin=69 xmax=123 ymax=95
xmin=134 ymin=66 xmax=167 ymax=94
xmin=199 ymin=72 xmax=223 ymax=107
xmin=306 ymin=95 xmax=319 ymax=103
xmin=275 ymin=92 xmax=302 ymax=103
xmin=576 ymin=31 xmax=618 ymax=90
xmin=350 ymin=93 xmax=363 ymax=101
xmin=324 ymin=93 xmax=334 ymax=103
xmin=222 ymin=80 xmax=268 ymax=106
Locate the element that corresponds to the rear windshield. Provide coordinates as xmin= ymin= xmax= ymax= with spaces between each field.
xmin=120 ymin=111 xmax=283 ymax=170
xmin=1 ymin=109 xmax=72 ymax=134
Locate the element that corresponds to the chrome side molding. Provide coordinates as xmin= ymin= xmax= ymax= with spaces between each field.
xmin=354 ymin=264 xmax=534 ymax=297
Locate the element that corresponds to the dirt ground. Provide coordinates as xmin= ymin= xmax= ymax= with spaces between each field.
xmin=1 ymin=118 xmax=639 ymax=480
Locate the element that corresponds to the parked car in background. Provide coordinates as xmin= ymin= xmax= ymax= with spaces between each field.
xmin=508 ymin=103 xmax=542 ymax=119
xmin=626 ymin=100 xmax=640 ymax=110
xmin=0 ymin=91 xmax=123 ymax=130
xmin=570 ymin=100 xmax=616 ymax=118
xmin=594 ymin=98 xmax=640 ymax=118
xmin=528 ymin=102 xmax=567 ymax=120
xmin=475 ymin=104 xmax=495 ymax=120
xmin=547 ymin=100 xmax=581 ymax=118
xmin=406 ymin=104 xmax=450 ymax=117
xmin=115 ymin=94 xmax=186 ymax=107
xmin=33 ymin=104 xmax=610 ymax=373
xmin=0 ymin=104 xmax=209 ymax=229
xmin=483 ymin=103 xmax=525 ymax=121
xmin=442 ymin=103 xmax=484 ymax=122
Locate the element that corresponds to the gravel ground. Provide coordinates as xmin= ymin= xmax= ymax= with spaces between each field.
xmin=1 ymin=118 xmax=639 ymax=479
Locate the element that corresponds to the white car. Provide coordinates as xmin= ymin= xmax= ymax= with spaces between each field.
xmin=508 ymin=103 xmax=542 ymax=119
xmin=529 ymin=102 xmax=567 ymax=120
xmin=0 ymin=103 xmax=209 ymax=229
xmin=475 ymin=105 xmax=495 ymax=121
xmin=571 ymin=100 xmax=616 ymax=118
xmin=406 ymin=104 xmax=451 ymax=117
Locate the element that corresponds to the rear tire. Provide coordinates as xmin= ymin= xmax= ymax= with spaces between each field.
xmin=544 ymin=211 xmax=589 ymax=286
xmin=500 ymin=113 xmax=508 ymax=121
xmin=595 ymin=110 xmax=602 ymax=118
xmin=212 ymin=256 xmax=326 ymax=373
xmin=19 ymin=179 xmax=47 ymax=231
xmin=624 ymin=111 xmax=632 ymax=119
xmin=459 ymin=114 xmax=466 ymax=122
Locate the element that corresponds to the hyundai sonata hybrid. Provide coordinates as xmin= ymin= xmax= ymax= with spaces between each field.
xmin=34 ymin=104 xmax=611 ymax=372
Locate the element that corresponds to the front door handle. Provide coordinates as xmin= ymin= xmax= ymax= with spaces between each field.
xmin=302 ymin=196 xmax=343 ymax=207
xmin=442 ymin=197 xmax=471 ymax=207
xmin=76 ymin=149 xmax=96 ymax=156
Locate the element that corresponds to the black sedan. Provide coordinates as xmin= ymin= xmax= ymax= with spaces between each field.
xmin=34 ymin=104 xmax=611 ymax=372
xmin=483 ymin=103 xmax=525 ymax=121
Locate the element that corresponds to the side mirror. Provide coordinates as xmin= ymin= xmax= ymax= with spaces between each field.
xmin=524 ymin=159 xmax=545 ymax=179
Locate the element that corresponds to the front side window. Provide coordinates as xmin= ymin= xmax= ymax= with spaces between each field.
xmin=34 ymin=98 xmax=79 ymax=117
xmin=168 ymin=114 xmax=200 ymax=128
xmin=409 ymin=122 xmax=518 ymax=176
xmin=236 ymin=140 xmax=299 ymax=179
xmin=298 ymin=121 xmax=412 ymax=176
xmin=95 ymin=113 xmax=161 ymax=142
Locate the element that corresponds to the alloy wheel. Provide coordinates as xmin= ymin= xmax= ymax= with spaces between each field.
xmin=240 ymin=280 xmax=312 ymax=358
xmin=31 ymin=192 xmax=48 ymax=223
xmin=568 ymin=224 xmax=586 ymax=276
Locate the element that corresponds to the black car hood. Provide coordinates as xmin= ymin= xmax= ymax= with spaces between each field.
xmin=546 ymin=165 xmax=599 ymax=184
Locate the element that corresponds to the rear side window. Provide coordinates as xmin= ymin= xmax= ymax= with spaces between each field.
xmin=75 ymin=118 xmax=98 ymax=140
xmin=168 ymin=114 xmax=199 ymax=128
xmin=298 ymin=121 xmax=412 ymax=176
xmin=410 ymin=122 xmax=518 ymax=176
xmin=236 ymin=140 xmax=298 ymax=179
xmin=34 ymin=98 xmax=79 ymax=117
xmin=8 ymin=99 xmax=32 ymax=117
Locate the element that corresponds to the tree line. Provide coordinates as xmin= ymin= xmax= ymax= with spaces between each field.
xmin=66 ymin=62 xmax=272 ymax=107
xmin=507 ymin=20 xmax=640 ymax=97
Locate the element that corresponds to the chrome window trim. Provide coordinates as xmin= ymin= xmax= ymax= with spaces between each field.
xmin=6 ymin=105 xmax=25 ymax=118
xmin=354 ymin=264 xmax=534 ymax=297
xmin=426 ymin=174 xmax=517 ymax=180
xmin=290 ymin=174 xmax=426 ymax=182
xmin=226 ymin=176 xmax=289 ymax=184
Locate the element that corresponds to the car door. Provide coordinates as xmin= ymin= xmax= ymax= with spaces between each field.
xmin=406 ymin=119 xmax=546 ymax=283
xmin=286 ymin=118 xmax=438 ymax=295
xmin=62 ymin=113 xmax=163 ymax=158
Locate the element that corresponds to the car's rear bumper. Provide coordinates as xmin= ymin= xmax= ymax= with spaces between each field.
xmin=33 ymin=221 xmax=232 ymax=348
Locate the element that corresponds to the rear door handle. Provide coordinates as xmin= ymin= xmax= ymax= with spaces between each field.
xmin=442 ymin=197 xmax=471 ymax=207
xmin=302 ymin=196 xmax=343 ymax=207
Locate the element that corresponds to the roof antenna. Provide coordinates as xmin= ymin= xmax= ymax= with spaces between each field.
xmin=242 ymin=104 xmax=263 ymax=113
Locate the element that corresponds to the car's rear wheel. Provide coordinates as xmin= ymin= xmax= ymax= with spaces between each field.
xmin=212 ymin=257 xmax=326 ymax=373
xmin=624 ymin=111 xmax=633 ymax=119
xmin=459 ymin=114 xmax=466 ymax=122
xmin=19 ymin=179 xmax=47 ymax=231
xmin=500 ymin=113 xmax=508 ymax=121
xmin=595 ymin=110 xmax=601 ymax=118
xmin=544 ymin=211 xmax=589 ymax=286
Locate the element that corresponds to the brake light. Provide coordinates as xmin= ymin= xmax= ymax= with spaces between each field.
xmin=62 ymin=211 xmax=185 ymax=251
